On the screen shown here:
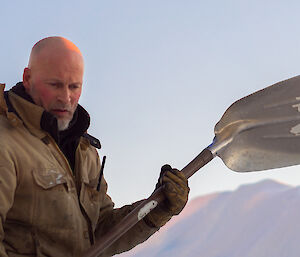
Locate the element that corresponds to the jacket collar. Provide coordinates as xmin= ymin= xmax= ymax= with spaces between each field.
xmin=8 ymin=86 xmax=48 ymax=139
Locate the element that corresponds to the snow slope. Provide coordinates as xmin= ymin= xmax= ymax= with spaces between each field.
xmin=119 ymin=180 xmax=300 ymax=257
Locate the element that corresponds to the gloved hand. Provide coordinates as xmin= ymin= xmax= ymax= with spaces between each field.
xmin=144 ymin=164 xmax=190 ymax=228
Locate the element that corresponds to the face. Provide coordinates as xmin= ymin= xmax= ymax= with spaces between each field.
xmin=23 ymin=49 xmax=84 ymax=131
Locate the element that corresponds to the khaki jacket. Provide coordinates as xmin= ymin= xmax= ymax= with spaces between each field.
xmin=0 ymin=84 xmax=157 ymax=257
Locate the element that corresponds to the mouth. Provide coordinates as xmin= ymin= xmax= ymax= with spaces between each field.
xmin=51 ymin=109 xmax=71 ymax=117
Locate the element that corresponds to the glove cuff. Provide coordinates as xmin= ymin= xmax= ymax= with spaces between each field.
xmin=143 ymin=205 xmax=172 ymax=228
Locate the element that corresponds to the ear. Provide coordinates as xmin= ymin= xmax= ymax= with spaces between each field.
xmin=22 ymin=68 xmax=31 ymax=90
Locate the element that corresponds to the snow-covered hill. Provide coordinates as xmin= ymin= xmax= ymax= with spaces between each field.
xmin=119 ymin=180 xmax=300 ymax=257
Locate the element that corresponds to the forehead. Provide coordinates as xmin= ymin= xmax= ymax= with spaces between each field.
xmin=33 ymin=49 xmax=84 ymax=82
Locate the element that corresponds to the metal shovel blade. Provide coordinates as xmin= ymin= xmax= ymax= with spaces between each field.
xmin=209 ymin=75 xmax=300 ymax=172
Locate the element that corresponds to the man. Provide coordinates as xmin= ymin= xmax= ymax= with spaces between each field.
xmin=0 ymin=37 xmax=189 ymax=257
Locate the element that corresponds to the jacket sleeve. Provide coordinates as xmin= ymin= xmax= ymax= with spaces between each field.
xmin=0 ymin=148 xmax=17 ymax=257
xmin=94 ymin=178 xmax=158 ymax=257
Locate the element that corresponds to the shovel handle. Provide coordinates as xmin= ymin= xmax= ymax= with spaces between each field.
xmin=83 ymin=148 xmax=213 ymax=257
xmin=182 ymin=148 xmax=213 ymax=178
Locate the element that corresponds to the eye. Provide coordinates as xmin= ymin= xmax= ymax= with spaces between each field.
xmin=49 ymin=82 xmax=59 ymax=87
xmin=70 ymin=84 xmax=81 ymax=90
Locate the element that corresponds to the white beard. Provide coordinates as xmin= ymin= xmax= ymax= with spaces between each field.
xmin=57 ymin=119 xmax=70 ymax=131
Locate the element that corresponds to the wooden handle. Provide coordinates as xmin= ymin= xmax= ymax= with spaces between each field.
xmin=182 ymin=148 xmax=213 ymax=178
xmin=83 ymin=148 xmax=213 ymax=257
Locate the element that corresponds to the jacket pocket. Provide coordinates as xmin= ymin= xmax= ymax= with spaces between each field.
xmin=31 ymin=168 xmax=77 ymax=229
xmin=32 ymin=168 xmax=68 ymax=190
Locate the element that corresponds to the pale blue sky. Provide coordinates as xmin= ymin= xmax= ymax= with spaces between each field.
xmin=2 ymin=1 xmax=300 ymax=206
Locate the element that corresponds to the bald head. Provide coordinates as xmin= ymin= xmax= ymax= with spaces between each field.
xmin=23 ymin=36 xmax=84 ymax=131
xmin=28 ymin=36 xmax=83 ymax=69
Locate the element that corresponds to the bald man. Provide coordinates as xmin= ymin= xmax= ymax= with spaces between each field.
xmin=0 ymin=37 xmax=189 ymax=257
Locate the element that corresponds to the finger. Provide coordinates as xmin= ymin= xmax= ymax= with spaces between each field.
xmin=158 ymin=164 xmax=173 ymax=185
xmin=161 ymin=164 xmax=172 ymax=172
xmin=162 ymin=175 xmax=189 ymax=195
xmin=163 ymin=170 xmax=188 ymax=187
xmin=163 ymin=177 xmax=188 ymax=195
xmin=170 ymin=169 xmax=187 ymax=181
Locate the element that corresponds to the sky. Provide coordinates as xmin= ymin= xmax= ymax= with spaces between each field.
xmin=2 ymin=0 xmax=300 ymax=207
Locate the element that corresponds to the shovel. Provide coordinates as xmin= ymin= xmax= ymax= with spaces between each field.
xmin=84 ymin=75 xmax=300 ymax=257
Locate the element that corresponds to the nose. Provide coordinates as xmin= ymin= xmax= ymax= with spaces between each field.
xmin=57 ymin=86 xmax=71 ymax=105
